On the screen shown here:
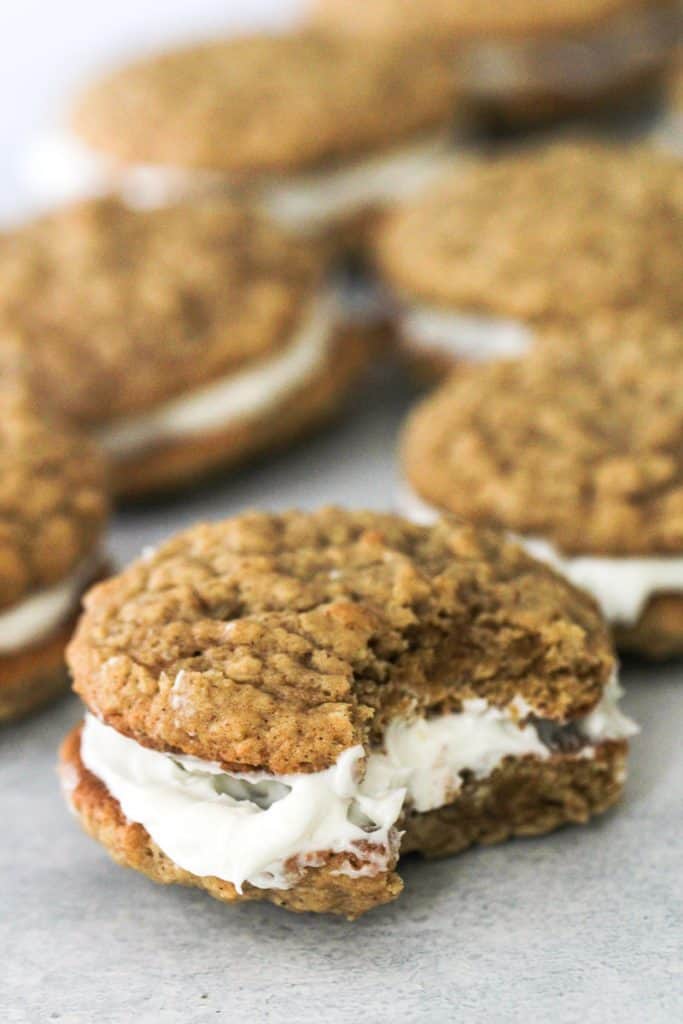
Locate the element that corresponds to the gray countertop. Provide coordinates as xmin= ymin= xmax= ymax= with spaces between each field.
xmin=1 ymin=368 xmax=682 ymax=1024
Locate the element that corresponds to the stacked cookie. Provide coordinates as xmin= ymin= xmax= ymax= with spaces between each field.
xmin=373 ymin=141 xmax=683 ymax=378
xmin=27 ymin=32 xmax=462 ymax=241
xmin=0 ymin=197 xmax=370 ymax=499
xmin=7 ymin=28 xmax=468 ymax=508
xmin=0 ymin=382 xmax=108 ymax=721
xmin=400 ymin=335 xmax=683 ymax=659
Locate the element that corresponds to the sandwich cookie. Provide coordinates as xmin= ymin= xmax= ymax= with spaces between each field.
xmin=400 ymin=340 xmax=683 ymax=658
xmin=311 ymin=0 xmax=682 ymax=123
xmin=373 ymin=142 xmax=683 ymax=379
xmin=0 ymin=197 xmax=369 ymax=499
xmin=0 ymin=385 xmax=108 ymax=722
xmin=26 ymin=33 xmax=462 ymax=243
xmin=61 ymin=509 xmax=636 ymax=918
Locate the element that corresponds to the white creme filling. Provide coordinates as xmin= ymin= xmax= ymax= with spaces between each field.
xmin=24 ymin=131 xmax=457 ymax=231
xmin=96 ymin=291 xmax=336 ymax=459
xmin=80 ymin=678 xmax=635 ymax=892
xmin=397 ymin=482 xmax=683 ymax=626
xmin=399 ymin=301 xmax=534 ymax=362
xmin=461 ymin=2 xmax=680 ymax=98
xmin=0 ymin=550 xmax=101 ymax=655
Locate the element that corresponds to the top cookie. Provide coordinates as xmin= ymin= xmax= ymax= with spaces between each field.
xmin=70 ymin=33 xmax=459 ymax=174
xmin=402 ymin=340 xmax=683 ymax=557
xmin=311 ymin=0 xmax=669 ymax=39
xmin=68 ymin=509 xmax=613 ymax=775
xmin=0 ymin=197 xmax=324 ymax=427
xmin=0 ymin=382 xmax=108 ymax=612
xmin=374 ymin=142 xmax=683 ymax=326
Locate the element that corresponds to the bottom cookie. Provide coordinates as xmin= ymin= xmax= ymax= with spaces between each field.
xmin=401 ymin=740 xmax=627 ymax=859
xmin=614 ymin=593 xmax=683 ymax=661
xmin=60 ymin=727 xmax=403 ymax=919
xmin=399 ymin=340 xmax=462 ymax=386
xmin=113 ymin=327 xmax=369 ymax=500
xmin=0 ymin=622 xmax=74 ymax=723
xmin=60 ymin=724 xmax=627 ymax=918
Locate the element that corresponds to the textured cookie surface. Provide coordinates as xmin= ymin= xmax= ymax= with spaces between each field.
xmin=0 ymin=198 xmax=324 ymax=427
xmin=403 ymin=342 xmax=683 ymax=556
xmin=400 ymin=739 xmax=628 ymax=857
xmin=0 ymin=384 xmax=107 ymax=611
xmin=374 ymin=143 xmax=683 ymax=325
xmin=311 ymin=0 xmax=669 ymax=38
xmin=71 ymin=33 xmax=459 ymax=173
xmin=68 ymin=509 xmax=614 ymax=775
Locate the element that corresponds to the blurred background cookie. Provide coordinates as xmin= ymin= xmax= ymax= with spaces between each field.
xmin=0 ymin=383 xmax=108 ymax=722
xmin=373 ymin=141 xmax=683 ymax=380
xmin=61 ymin=508 xmax=635 ymax=918
xmin=310 ymin=0 xmax=683 ymax=125
xmin=400 ymin=339 xmax=683 ymax=659
xmin=0 ymin=197 xmax=371 ymax=500
xmin=25 ymin=32 xmax=464 ymax=247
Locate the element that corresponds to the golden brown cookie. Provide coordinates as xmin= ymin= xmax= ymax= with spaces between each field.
xmin=27 ymin=32 xmax=463 ymax=241
xmin=61 ymin=508 xmax=635 ymax=918
xmin=0 ymin=385 xmax=109 ymax=722
xmin=374 ymin=142 xmax=683 ymax=379
xmin=311 ymin=0 xmax=681 ymax=123
xmin=0 ymin=198 xmax=370 ymax=499
xmin=400 ymin=339 xmax=683 ymax=658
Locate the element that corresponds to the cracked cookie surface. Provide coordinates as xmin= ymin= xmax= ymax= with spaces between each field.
xmin=68 ymin=508 xmax=614 ymax=775
xmin=374 ymin=143 xmax=683 ymax=328
xmin=0 ymin=198 xmax=325 ymax=428
xmin=0 ymin=384 xmax=108 ymax=611
xmin=402 ymin=342 xmax=683 ymax=557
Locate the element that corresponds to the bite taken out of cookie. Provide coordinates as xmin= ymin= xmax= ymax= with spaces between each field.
xmin=61 ymin=509 xmax=636 ymax=918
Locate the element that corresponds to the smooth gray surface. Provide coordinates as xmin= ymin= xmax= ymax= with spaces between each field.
xmin=1 ymin=369 xmax=682 ymax=1024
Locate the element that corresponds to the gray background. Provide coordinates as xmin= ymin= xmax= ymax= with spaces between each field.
xmin=0 ymin=3 xmax=682 ymax=1022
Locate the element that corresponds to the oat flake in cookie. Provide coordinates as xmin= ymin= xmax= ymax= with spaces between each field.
xmin=373 ymin=142 xmax=683 ymax=380
xmin=26 ymin=32 xmax=461 ymax=241
xmin=311 ymin=0 xmax=682 ymax=123
xmin=61 ymin=509 xmax=636 ymax=918
xmin=0 ymin=384 xmax=108 ymax=722
xmin=0 ymin=197 xmax=369 ymax=499
xmin=400 ymin=338 xmax=683 ymax=659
